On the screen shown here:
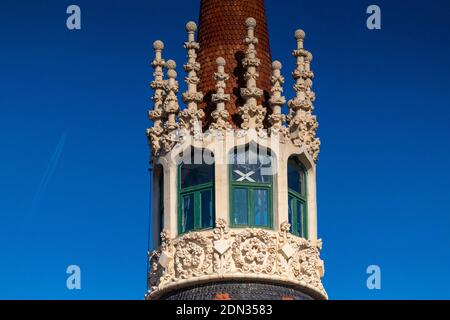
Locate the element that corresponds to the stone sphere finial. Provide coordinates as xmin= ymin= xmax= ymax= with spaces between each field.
xmin=245 ymin=17 xmax=257 ymax=28
xmin=186 ymin=21 xmax=197 ymax=32
xmin=167 ymin=69 xmax=177 ymax=79
xmin=216 ymin=57 xmax=226 ymax=67
xmin=295 ymin=29 xmax=306 ymax=40
xmin=166 ymin=59 xmax=177 ymax=69
xmin=153 ymin=40 xmax=164 ymax=50
xmin=272 ymin=60 xmax=282 ymax=70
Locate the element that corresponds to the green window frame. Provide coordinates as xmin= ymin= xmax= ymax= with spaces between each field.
xmin=177 ymin=150 xmax=215 ymax=234
xmin=229 ymin=145 xmax=273 ymax=229
xmin=288 ymin=157 xmax=308 ymax=238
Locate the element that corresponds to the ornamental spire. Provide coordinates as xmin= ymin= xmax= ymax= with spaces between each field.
xmin=162 ymin=59 xmax=180 ymax=152
xmin=147 ymin=40 xmax=166 ymax=156
xmin=268 ymin=60 xmax=287 ymax=132
xmin=210 ymin=57 xmax=232 ymax=131
xmin=239 ymin=17 xmax=266 ymax=130
xmin=287 ymin=30 xmax=320 ymax=161
xmin=180 ymin=21 xmax=205 ymax=136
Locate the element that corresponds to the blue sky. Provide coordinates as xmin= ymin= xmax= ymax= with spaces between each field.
xmin=1 ymin=0 xmax=450 ymax=299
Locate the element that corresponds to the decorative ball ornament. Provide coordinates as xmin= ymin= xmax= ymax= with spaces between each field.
xmin=186 ymin=21 xmax=197 ymax=32
xmin=295 ymin=29 xmax=306 ymax=40
xmin=166 ymin=59 xmax=177 ymax=69
xmin=216 ymin=57 xmax=226 ymax=67
xmin=272 ymin=60 xmax=282 ymax=70
xmin=153 ymin=40 xmax=164 ymax=50
xmin=245 ymin=17 xmax=257 ymax=28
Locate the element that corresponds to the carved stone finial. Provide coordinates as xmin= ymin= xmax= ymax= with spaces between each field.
xmin=186 ymin=21 xmax=197 ymax=32
xmin=216 ymin=56 xmax=226 ymax=67
xmin=210 ymin=57 xmax=232 ymax=131
xmin=272 ymin=60 xmax=282 ymax=70
xmin=162 ymin=59 xmax=180 ymax=152
xmin=287 ymin=29 xmax=320 ymax=161
xmin=245 ymin=17 xmax=257 ymax=29
xmin=180 ymin=21 xmax=205 ymax=138
xmin=268 ymin=60 xmax=287 ymax=134
xmin=166 ymin=59 xmax=176 ymax=70
xmin=147 ymin=40 xmax=167 ymax=156
xmin=153 ymin=40 xmax=164 ymax=50
xmin=294 ymin=29 xmax=305 ymax=41
xmin=239 ymin=17 xmax=266 ymax=131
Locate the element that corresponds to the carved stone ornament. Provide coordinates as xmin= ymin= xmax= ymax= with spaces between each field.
xmin=287 ymin=30 xmax=321 ymax=161
xmin=239 ymin=18 xmax=266 ymax=131
xmin=146 ymin=219 xmax=327 ymax=300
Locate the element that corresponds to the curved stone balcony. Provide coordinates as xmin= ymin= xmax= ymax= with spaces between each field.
xmin=146 ymin=219 xmax=327 ymax=300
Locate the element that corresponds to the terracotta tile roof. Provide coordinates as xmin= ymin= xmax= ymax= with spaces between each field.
xmin=196 ymin=0 xmax=272 ymax=128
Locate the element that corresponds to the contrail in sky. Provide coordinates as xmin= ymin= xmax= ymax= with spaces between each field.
xmin=30 ymin=133 xmax=67 ymax=213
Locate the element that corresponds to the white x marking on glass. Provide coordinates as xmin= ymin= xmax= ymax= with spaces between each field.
xmin=234 ymin=170 xmax=256 ymax=182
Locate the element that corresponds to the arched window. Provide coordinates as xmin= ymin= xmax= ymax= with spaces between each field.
xmin=229 ymin=144 xmax=273 ymax=228
xmin=178 ymin=149 xmax=215 ymax=234
xmin=287 ymin=156 xmax=307 ymax=237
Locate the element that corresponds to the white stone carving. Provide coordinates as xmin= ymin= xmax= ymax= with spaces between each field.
xmin=239 ymin=17 xmax=266 ymax=131
xmin=268 ymin=60 xmax=290 ymax=142
xmin=210 ymin=57 xmax=232 ymax=131
xmin=162 ymin=60 xmax=180 ymax=152
xmin=180 ymin=21 xmax=205 ymax=136
xmin=147 ymin=219 xmax=327 ymax=300
xmin=147 ymin=40 xmax=166 ymax=156
xmin=287 ymin=30 xmax=321 ymax=162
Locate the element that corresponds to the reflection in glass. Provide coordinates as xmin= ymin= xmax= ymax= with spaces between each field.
xmin=200 ymin=190 xmax=213 ymax=228
xmin=254 ymin=189 xmax=269 ymax=226
xmin=296 ymin=201 xmax=304 ymax=236
xmin=233 ymin=188 xmax=248 ymax=225
xmin=288 ymin=194 xmax=294 ymax=230
xmin=181 ymin=194 xmax=195 ymax=233
xmin=288 ymin=158 xmax=305 ymax=196
xmin=181 ymin=163 xmax=214 ymax=188
xmin=231 ymin=146 xmax=273 ymax=183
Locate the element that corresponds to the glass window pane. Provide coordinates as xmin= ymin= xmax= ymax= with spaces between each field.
xmin=181 ymin=194 xmax=195 ymax=233
xmin=296 ymin=201 xmax=304 ymax=237
xmin=288 ymin=158 xmax=305 ymax=196
xmin=200 ymin=190 xmax=213 ymax=229
xmin=254 ymin=189 xmax=269 ymax=227
xmin=180 ymin=163 xmax=214 ymax=188
xmin=231 ymin=146 xmax=273 ymax=183
xmin=288 ymin=194 xmax=294 ymax=231
xmin=233 ymin=188 xmax=248 ymax=225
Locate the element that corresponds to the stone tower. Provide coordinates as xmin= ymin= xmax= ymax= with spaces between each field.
xmin=146 ymin=0 xmax=326 ymax=300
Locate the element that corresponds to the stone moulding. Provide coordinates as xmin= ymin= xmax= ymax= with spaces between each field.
xmin=146 ymin=219 xmax=327 ymax=300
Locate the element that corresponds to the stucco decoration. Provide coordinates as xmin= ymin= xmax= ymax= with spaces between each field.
xmin=146 ymin=219 xmax=327 ymax=300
